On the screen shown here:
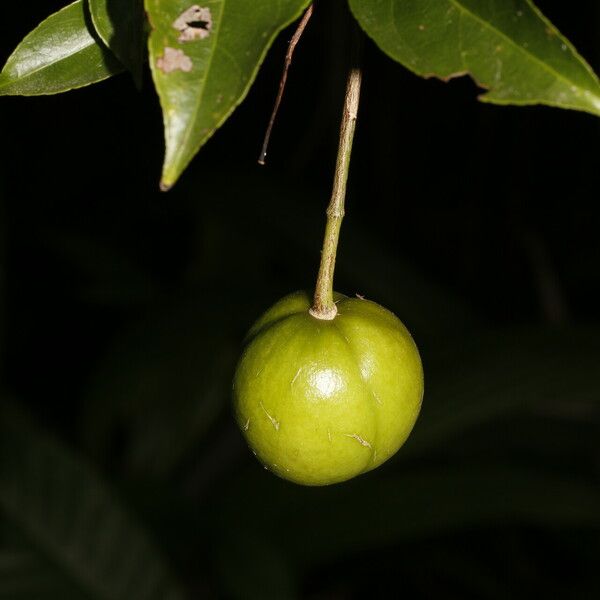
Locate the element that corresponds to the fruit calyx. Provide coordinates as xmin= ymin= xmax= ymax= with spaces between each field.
xmin=308 ymin=303 xmax=338 ymax=320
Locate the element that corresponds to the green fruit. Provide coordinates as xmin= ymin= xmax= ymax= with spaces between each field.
xmin=233 ymin=291 xmax=424 ymax=486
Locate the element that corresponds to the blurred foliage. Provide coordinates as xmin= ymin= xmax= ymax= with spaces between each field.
xmin=0 ymin=1 xmax=599 ymax=598
xmin=0 ymin=402 xmax=186 ymax=600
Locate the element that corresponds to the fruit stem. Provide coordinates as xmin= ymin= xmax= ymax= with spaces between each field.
xmin=310 ymin=38 xmax=362 ymax=320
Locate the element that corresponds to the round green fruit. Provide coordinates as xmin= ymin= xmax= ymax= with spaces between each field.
xmin=233 ymin=291 xmax=424 ymax=486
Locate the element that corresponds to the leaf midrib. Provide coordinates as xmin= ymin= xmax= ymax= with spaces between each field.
xmin=169 ymin=0 xmax=290 ymax=176
xmin=448 ymin=0 xmax=600 ymax=99
xmin=171 ymin=0 xmax=226 ymax=172
xmin=0 ymin=2 xmax=99 ymax=92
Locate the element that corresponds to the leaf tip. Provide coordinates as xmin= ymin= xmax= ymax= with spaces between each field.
xmin=159 ymin=180 xmax=172 ymax=192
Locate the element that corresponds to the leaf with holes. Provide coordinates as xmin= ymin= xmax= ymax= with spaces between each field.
xmin=145 ymin=0 xmax=311 ymax=190
xmin=348 ymin=0 xmax=600 ymax=116
xmin=0 ymin=0 xmax=123 ymax=96
xmin=0 ymin=401 xmax=188 ymax=600
xmin=89 ymin=0 xmax=146 ymax=87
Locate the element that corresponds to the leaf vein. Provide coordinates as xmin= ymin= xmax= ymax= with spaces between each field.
xmin=448 ymin=0 xmax=600 ymax=98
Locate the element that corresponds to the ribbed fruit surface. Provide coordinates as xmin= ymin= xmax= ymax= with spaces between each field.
xmin=233 ymin=291 xmax=424 ymax=485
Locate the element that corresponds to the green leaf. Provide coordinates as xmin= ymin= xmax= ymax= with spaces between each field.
xmin=145 ymin=0 xmax=311 ymax=190
xmin=218 ymin=463 xmax=600 ymax=569
xmin=0 ymin=538 xmax=88 ymax=599
xmin=214 ymin=529 xmax=299 ymax=600
xmin=212 ymin=326 xmax=600 ymax=569
xmin=349 ymin=0 xmax=600 ymax=116
xmin=89 ymin=0 xmax=146 ymax=87
xmin=81 ymin=293 xmax=237 ymax=478
xmin=0 ymin=0 xmax=124 ymax=96
xmin=403 ymin=328 xmax=600 ymax=457
xmin=0 ymin=401 xmax=188 ymax=600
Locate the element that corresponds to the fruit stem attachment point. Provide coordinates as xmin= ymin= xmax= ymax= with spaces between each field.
xmin=311 ymin=43 xmax=362 ymax=320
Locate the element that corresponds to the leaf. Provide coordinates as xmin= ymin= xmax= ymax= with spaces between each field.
xmin=214 ymin=528 xmax=299 ymax=600
xmin=82 ymin=292 xmax=238 ymax=478
xmin=349 ymin=0 xmax=600 ymax=117
xmin=402 ymin=328 xmax=600 ymax=457
xmin=217 ymin=463 xmax=600 ymax=569
xmin=0 ymin=0 xmax=124 ymax=96
xmin=211 ymin=326 xmax=600 ymax=569
xmin=0 ymin=401 xmax=188 ymax=600
xmin=0 ymin=538 xmax=88 ymax=599
xmin=89 ymin=0 xmax=146 ymax=87
xmin=145 ymin=0 xmax=311 ymax=190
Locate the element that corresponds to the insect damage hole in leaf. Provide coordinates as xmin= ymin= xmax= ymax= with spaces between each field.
xmin=157 ymin=47 xmax=193 ymax=73
xmin=173 ymin=5 xmax=213 ymax=42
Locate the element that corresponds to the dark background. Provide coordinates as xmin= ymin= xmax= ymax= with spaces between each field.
xmin=0 ymin=1 xmax=599 ymax=598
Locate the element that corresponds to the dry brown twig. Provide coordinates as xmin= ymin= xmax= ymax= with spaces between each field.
xmin=258 ymin=4 xmax=314 ymax=165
